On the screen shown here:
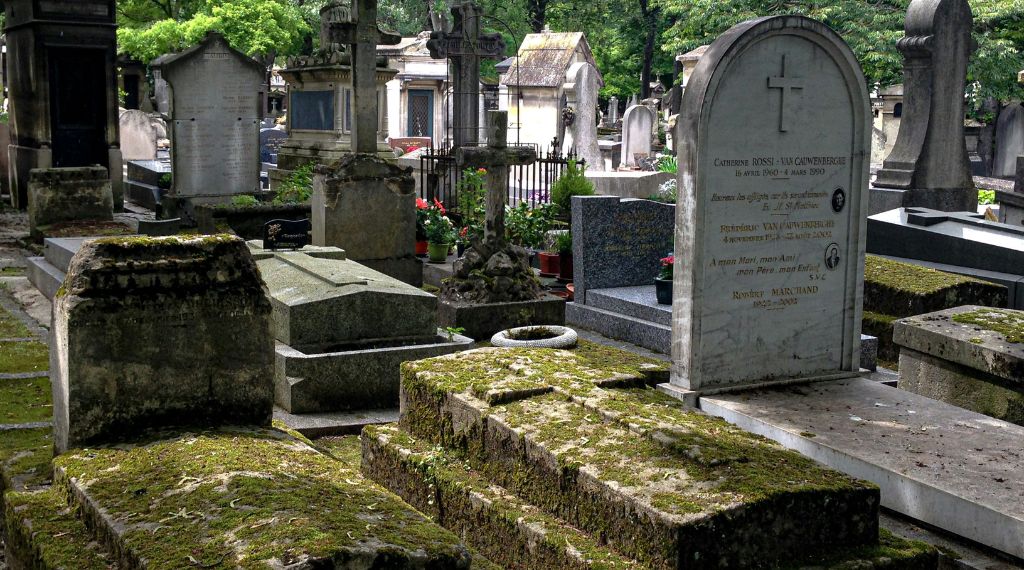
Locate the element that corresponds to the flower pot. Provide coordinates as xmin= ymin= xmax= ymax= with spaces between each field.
xmin=566 ymin=283 xmax=575 ymax=302
xmin=427 ymin=242 xmax=451 ymax=263
xmin=557 ymin=253 xmax=574 ymax=283
xmin=456 ymin=242 xmax=466 ymax=257
xmin=655 ymin=277 xmax=673 ymax=305
xmin=538 ymin=252 xmax=560 ymax=277
xmin=416 ymin=240 xmax=428 ymax=256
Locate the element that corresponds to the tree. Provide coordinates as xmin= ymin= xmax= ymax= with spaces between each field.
xmin=117 ymin=0 xmax=310 ymax=62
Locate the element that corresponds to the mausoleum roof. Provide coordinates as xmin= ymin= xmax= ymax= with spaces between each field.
xmin=500 ymin=31 xmax=601 ymax=88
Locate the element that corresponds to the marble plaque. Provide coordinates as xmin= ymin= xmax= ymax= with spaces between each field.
xmin=670 ymin=16 xmax=870 ymax=393
xmin=291 ymin=90 xmax=336 ymax=131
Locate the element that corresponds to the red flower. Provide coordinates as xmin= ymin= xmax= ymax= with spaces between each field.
xmin=416 ymin=198 xmax=429 ymax=210
xmin=433 ymin=197 xmax=447 ymax=215
xmin=660 ymin=255 xmax=674 ymax=267
xmin=460 ymin=226 xmax=469 ymax=237
xmin=477 ymin=168 xmax=487 ymax=175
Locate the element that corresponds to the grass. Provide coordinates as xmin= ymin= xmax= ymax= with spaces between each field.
xmin=0 ymin=305 xmax=31 ymax=338
xmin=0 ymin=341 xmax=48 ymax=374
xmin=0 ymin=375 xmax=52 ymax=424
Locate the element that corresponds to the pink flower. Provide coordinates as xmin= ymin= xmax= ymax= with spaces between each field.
xmin=660 ymin=255 xmax=674 ymax=267
xmin=416 ymin=198 xmax=429 ymax=210
xmin=433 ymin=197 xmax=447 ymax=215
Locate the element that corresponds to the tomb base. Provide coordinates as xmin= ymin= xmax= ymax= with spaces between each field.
xmin=868 ymin=184 xmax=977 ymax=215
xmin=438 ymin=295 xmax=566 ymax=341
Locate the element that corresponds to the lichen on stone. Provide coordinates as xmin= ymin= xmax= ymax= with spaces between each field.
xmin=952 ymin=308 xmax=1024 ymax=344
xmin=0 ymin=427 xmax=53 ymax=492
xmin=865 ymin=254 xmax=985 ymax=295
xmin=3 ymin=489 xmax=115 ymax=570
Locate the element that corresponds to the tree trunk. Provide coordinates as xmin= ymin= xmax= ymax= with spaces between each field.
xmin=639 ymin=0 xmax=658 ymax=100
xmin=528 ymin=0 xmax=549 ymax=33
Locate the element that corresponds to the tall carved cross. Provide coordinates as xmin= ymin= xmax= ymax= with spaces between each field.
xmin=767 ymin=54 xmax=804 ymax=133
xmin=428 ymin=1 xmax=505 ymax=147
xmin=326 ymin=0 xmax=400 ymax=153
xmin=456 ymin=110 xmax=536 ymax=247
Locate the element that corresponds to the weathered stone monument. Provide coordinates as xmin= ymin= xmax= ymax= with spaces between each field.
xmin=50 ymin=235 xmax=274 ymax=453
xmin=119 ymin=109 xmax=158 ymax=161
xmin=562 ymin=62 xmax=604 ymax=170
xmin=272 ymin=0 xmax=397 ymax=189
xmin=3 ymin=0 xmax=123 ymax=211
xmin=27 ymin=167 xmax=113 ymax=239
xmin=618 ymin=104 xmax=655 ymax=168
xmin=440 ymin=110 xmax=565 ymax=339
xmin=153 ymin=32 xmax=265 ymax=214
xmin=993 ymin=102 xmax=1024 ymax=178
xmin=871 ymin=0 xmax=977 ymax=213
xmin=428 ymin=1 xmax=506 ymax=147
xmin=661 ymin=15 xmax=870 ymax=402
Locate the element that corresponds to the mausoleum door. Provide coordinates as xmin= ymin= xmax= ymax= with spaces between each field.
xmin=49 ymin=47 xmax=108 ymax=168
xmin=408 ymin=89 xmax=433 ymax=138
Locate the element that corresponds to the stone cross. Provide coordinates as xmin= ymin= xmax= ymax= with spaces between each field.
xmin=326 ymin=0 xmax=400 ymax=153
xmin=456 ymin=110 xmax=536 ymax=247
xmin=427 ymin=1 xmax=505 ymax=147
xmin=767 ymin=54 xmax=803 ymax=132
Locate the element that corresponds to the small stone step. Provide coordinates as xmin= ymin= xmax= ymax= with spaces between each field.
xmin=3 ymin=489 xmax=118 ymax=570
xmin=24 ymin=256 xmax=63 ymax=301
xmin=362 ymin=423 xmax=643 ymax=570
xmin=52 ymin=426 xmax=476 ymax=569
xmin=397 ymin=348 xmax=909 ymax=569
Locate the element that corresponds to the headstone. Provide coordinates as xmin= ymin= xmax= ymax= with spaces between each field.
xmin=663 ymin=15 xmax=870 ymax=399
xmin=562 ymin=62 xmax=603 ymax=171
xmin=264 ymin=218 xmax=311 ymax=250
xmin=51 ymin=235 xmax=274 ymax=453
xmin=312 ymin=155 xmax=422 ymax=285
xmin=260 ymin=128 xmax=287 ymax=164
xmin=871 ymin=0 xmax=977 ymax=212
xmin=119 ymin=109 xmax=158 ymax=161
xmin=993 ymin=102 xmax=1024 ymax=178
xmin=28 ymin=166 xmax=113 ymax=238
xmin=571 ymin=195 xmax=674 ymax=304
xmin=153 ymin=32 xmax=265 ymax=206
xmin=428 ymin=1 xmax=506 ymax=147
xmin=607 ymin=96 xmax=619 ymax=126
xmin=619 ymin=105 xmax=654 ymax=168
xmin=322 ymin=0 xmax=400 ymax=153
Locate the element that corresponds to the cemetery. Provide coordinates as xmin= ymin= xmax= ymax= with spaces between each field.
xmin=2 ymin=0 xmax=1024 ymax=568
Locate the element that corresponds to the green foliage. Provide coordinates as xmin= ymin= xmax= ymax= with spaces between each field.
xmin=422 ymin=199 xmax=457 ymax=244
xmin=231 ymin=194 xmax=259 ymax=207
xmin=649 ymin=178 xmax=677 ymax=203
xmin=157 ymin=173 xmax=173 ymax=190
xmin=656 ymin=154 xmax=677 ymax=174
xmin=555 ymin=231 xmax=573 ymax=254
xmin=457 ymin=168 xmax=487 ymax=243
xmin=505 ymin=202 xmax=561 ymax=249
xmin=444 ymin=326 xmax=465 ymax=342
xmin=274 ymin=162 xmax=314 ymax=204
xmin=551 ymin=159 xmax=595 ymax=215
xmin=978 ymin=188 xmax=996 ymax=205
xmin=117 ymin=0 xmax=309 ymax=62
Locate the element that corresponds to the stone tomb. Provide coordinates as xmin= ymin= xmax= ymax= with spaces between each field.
xmin=895 ymin=305 xmax=1024 ymax=426
xmin=618 ymin=104 xmax=655 ymax=169
xmin=248 ymin=242 xmax=470 ymax=414
xmin=867 ymin=207 xmax=1024 ymax=308
xmin=50 ymin=235 xmax=274 ymax=453
xmin=27 ymin=166 xmax=114 ymax=239
xmin=124 ymin=158 xmax=173 ymax=212
xmin=565 ymin=195 xmax=675 ymax=353
xmin=153 ymin=32 xmax=265 ymax=213
xmin=663 ymin=15 xmax=870 ymax=401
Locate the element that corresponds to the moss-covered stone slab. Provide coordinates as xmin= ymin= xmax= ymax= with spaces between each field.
xmin=362 ymin=424 xmax=643 ymax=570
xmin=0 ymin=341 xmax=48 ymax=374
xmin=0 ymin=375 xmax=52 ymax=424
xmin=398 ymin=348 xmax=881 ymax=569
xmin=3 ymin=489 xmax=116 ymax=570
xmin=863 ymin=255 xmax=1006 ymax=318
xmin=52 ymin=426 xmax=473 ymax=569
xmin=0 ymin=427 xmax=53 ymax=492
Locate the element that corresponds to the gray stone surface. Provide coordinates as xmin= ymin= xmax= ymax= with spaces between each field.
xmin=585 ymin=170 xmax=673 ymax=199
xmin=859 ymin=334 xmax=878 ymax=371
xmin=997 ymin=186 xmax=1024 ymax=227
xmin=571 ymin=195 xmax=674 ymax=304
xmin=566 ymin=300 xmax=671 ymax=354
xmin=1016 ymin=155 xmax=1024 ymax=193
xmin=51 ymin=235 xmax=274 ymax=453
xmin=700 ymin=377 xmax=1024 ymax=560
xmin=153 ymin=32 xmax=264 ymax=203
xmin=872 ymin=0 xmax=976 ymax=212
xmin=272 ymin=406 xmax=398 ymax=438
xmin=618 ymin=105 xmax=654 ymax=168
xmin=438 ymin=295 xmax=566 ymax=341
xmin=669 ymin=16 xmax=870 ymax=394
xmin=562 ymin=62 xmax=603 ymax=171
xmin=119 ymin=109 xmax=158 ymax=161
xmin=994 ymin=102 xmax=1024 ymax=178
xmin=27 ymin=167 xmax=113 ymax=237
xmin=312 ymin=154 xmax=422 ymax=286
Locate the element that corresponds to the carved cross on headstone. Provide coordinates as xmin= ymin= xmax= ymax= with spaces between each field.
xmin=326 ymin=0 xmax=400 ymax=153
xmin=456 ymin=110 xmax=536 ymax=247
xmin=767 ymin=54 xmax=803 ymax=133
xmin=427 ymin=1 xmax=505 ymax=147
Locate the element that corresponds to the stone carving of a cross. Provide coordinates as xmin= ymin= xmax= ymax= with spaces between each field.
xmin=456 ymin=110 xmax=536 ymax=247
xmin=326 ymin=0 xmax=400 ymax=153
xmin=767 ymin=54 xmax=804 ymax=133
xmin=428 ymin=1 xmax=505 ymax=147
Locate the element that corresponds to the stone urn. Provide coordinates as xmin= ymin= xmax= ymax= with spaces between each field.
xmin=491 ymin=326 xmax=578 ymax=349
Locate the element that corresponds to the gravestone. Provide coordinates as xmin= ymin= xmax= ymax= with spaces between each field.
xmin=607 ymin=95 xmax=619 ymax=126
xmin=993 ymin=102 xmax=1024 ymax=178
xmin=51 ymin=235 xmax=274 ymax=453
xmin=562 ymin=62 xmax=603 ymax=171
xmin=312 ymin=155 xmax=422 ymax=286
xmin=662 ymin=15 xmax=870 ymax=400
xmin=153 ymin=32 xmax=265 ymax=208
xmin=260 ymin=127 xmax=287 ymax=164
xmin=871 ymin=0 xmax=976 ymax=213
xmin=619 ymin=105 xmax=654 ymax=169
xmin=119 ymin=109 xmax=158 ymax=161
xmin=428 ymin=1 xmax=506 ymax=147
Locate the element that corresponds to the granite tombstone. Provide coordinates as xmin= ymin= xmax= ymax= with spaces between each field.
xmin=662 ymin=16 xmax=870 ymax=400
xmin=619 ymin=105 xmax=654 ymax=169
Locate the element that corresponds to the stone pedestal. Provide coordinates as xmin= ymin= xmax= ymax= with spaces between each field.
xmin=27 ymin=166 xmax=113 ymax=239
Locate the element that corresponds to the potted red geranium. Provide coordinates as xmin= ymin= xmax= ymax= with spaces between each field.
xmin=655 ymin=254 xmax=674 ymax=304
xmin=415 ymin=198 xmax=430 ymax=256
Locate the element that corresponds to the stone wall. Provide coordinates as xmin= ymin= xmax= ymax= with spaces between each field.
xmin=27 ymin=166 xmax=113 ymax=237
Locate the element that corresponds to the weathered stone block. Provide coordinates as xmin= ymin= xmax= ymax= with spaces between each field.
xmin=864 ymin=255 xmax=1006 ymax=318
xmin=895 ymin=306 xmax=1024 ymax=425
xmin=51 ymin=235 xmax=274 ymax=453
xmin=27 ymin=166 xmax=113 ymax=238
xmin=437 ymin=295 xmax=566 ymax=341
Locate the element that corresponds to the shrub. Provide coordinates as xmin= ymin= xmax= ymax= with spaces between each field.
xmin=274 ymin=162 xmax=314 ymax=204
xmin=551 ymin=159 xmax=594 ymax=216
xmin=506 ymin=202 xmax=560 ymax=249
xmin=231 ymin=194 xmax=259 ymax=207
